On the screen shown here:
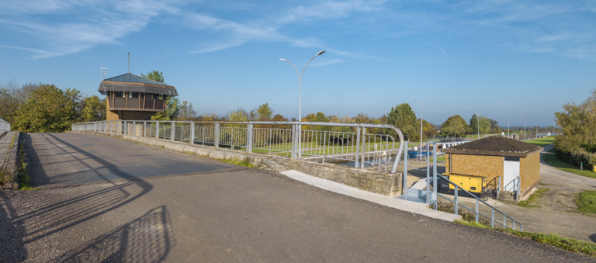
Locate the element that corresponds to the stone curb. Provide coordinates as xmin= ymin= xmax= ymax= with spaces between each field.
xmin=1 ymin=131 xmax=20 ymax=190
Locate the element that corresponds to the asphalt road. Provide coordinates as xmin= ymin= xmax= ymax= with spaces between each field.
xmin=0 ymin=133 xmax=592 ymax=262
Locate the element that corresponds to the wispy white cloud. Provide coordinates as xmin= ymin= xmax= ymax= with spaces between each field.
xmin=0 ymin=0 xmax=178 ymax=58
xmin=184 ymin=0 xmax=385 ymax=59
xmin=310 ymin=58 xmax=345 ymax=67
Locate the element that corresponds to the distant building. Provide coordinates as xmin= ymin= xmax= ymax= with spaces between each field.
xmin=98 ymin=73 xmax=178 ymax=120
xmin=443 ymin=136 xmax=541 ymax=200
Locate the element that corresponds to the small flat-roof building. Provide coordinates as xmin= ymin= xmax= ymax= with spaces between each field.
xmin=98 ymin=73 xmax=178 ymax=120
xmin=443 ymin=136 xmax=541 ymax=200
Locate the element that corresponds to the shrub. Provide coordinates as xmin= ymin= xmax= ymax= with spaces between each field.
xmin=555 ymin=136 xmax=596 ymax=170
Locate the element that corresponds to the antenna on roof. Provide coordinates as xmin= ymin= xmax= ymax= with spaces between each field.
xmin=100 ymin=61 xmax=108 ymax=80
xmin=127 ymin=52 xmax=130 ymax=73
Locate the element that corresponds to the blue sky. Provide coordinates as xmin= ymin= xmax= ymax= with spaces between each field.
xmin=1 ymin=0 xmax=595 ymax=127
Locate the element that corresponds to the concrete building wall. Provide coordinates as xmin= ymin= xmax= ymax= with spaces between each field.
xmin=520 ymin=150 xmax=541 ymax=196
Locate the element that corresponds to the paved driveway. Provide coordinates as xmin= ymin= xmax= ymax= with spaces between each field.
xmin=0 ymin=133 xmax=591 ymax=262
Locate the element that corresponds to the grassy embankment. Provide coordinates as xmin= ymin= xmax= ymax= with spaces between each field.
xmin=576 ymin=191 xmax=596 ymax=214
xmin=434 ymin=198 xmax=596 ymax=257
xmin=456 ymin=220 xmax=596 ymax=257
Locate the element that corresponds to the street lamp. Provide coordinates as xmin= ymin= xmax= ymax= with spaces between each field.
xmin=279 ymin=50 xmax=325 ymax=158
xmin=519 ymin=116 xmax=527 ymax=140
xmin=470 ymin=107 xmax=488 ymax=140
xmin=410 ymin=96 xmax=435 ymax=159
xmin=501 ymin=113 xmax=510 ymax=138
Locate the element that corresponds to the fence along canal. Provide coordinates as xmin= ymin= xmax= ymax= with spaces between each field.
xmin=73 ymin=120 xmax=406 ymax=174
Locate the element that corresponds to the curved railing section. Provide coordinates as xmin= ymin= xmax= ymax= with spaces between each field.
xmin=72 ymin=120 xmax=405 ymax=174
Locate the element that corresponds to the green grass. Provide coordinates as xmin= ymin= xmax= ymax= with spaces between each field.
xmin=221 ymin=158 xmax=255 ymax=168
xmin=524 ymin=136 xmax=555 ymax=147
xmin=17 ymin=139 xmax=33 ymax=190
xmin=542 ymin=149 xmax=596 ymax=179
xmin=430 ymin=155 xmax=446 ymax=162
xmin=576 ymin=190 xmax=596 ymax=214
xmin=517 ymin=188 xmax=549 ymax=208
xmin=456 ymin=220 xmax=596 ymax=257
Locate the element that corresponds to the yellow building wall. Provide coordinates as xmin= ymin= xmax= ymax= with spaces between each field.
xmin=520 ymin=150 xmax=541 ymax=196
xmin=448 ymin=154 xmax=504 ymax=186
xmin=447 ymin=150 xmax=541 ymax=197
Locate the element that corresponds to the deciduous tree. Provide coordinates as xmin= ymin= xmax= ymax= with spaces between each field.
xmin=387 ymin=103 xmax=417 ymax=140
xmin=440 ymin=115 xmax=468 ymax=137
xmin=141 ymin=71 xmax=180 ymax=120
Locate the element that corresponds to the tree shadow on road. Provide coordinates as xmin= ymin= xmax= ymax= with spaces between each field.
xmin=0 ymin=191 xmax=27 ymax=262
xmin=0 ymin=133 xmax=173 ymax=262
xmin=53 ymin=206 xmax=176 ymax=262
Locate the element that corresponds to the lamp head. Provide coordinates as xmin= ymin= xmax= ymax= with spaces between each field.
xmin=279 ymin=58 xmax=287 ymax=62
xmin=317 ymin=50 xmax=326 ymax=56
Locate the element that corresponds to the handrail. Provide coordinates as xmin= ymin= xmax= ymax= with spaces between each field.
xmin=0 ymin=119 xmax=10 ymax=132
xmin=433 ymin=173 xmax=523 ymax=231
xmin=72 ymin=120 xmax=405 ymax=174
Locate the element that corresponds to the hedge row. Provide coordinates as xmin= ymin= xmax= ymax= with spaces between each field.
xmin=554 ymin=135 xmax=596 ymax=170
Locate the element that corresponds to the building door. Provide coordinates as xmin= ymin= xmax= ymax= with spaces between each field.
xmin=503 ymin=157 xmax=520 ymax=191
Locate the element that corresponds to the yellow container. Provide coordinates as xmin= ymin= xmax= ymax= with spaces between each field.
xmin=448 ymin=174 xmax=486 ymax=193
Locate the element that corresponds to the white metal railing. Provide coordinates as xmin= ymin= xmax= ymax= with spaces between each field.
xmin=0 ymin=119 xmax=10 ymax=132
xmin=72 ymin=120 xmax=406 ymax=174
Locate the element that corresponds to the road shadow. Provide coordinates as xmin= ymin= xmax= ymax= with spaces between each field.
xmin=590 ymin=234 xmax=596 ymax=243
xmin=53 ymin=206 xmax=175 ymax=262
xmin=1 ymin=133 xmax=160 ymax=262
xmin=0 ymin=191 xmax=27 ymax=262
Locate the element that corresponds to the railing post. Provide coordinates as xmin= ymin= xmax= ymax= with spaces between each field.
xmin=361 ymin=128 xmax=366 ymax=169
xmin=355 ymin=126 xmax=361 ymax=168
xmin=504 ymin=215 xmax=506 ymax=229
xmin=433 ymin=142 xmax=438 ymax=209
xmin=246 ymin=123 xmax=252 ymax=152
xmin=190 ymin=122 xmax=195 ymax=144
xmin=171 ymin=121 xmax=175 ymax=141
xmin=403 ymin=140 xmax=408 ymax=193
xmin=513 ymin=220 xmax=516 ymax=231
xmin=202 ymin=126 xmax=205 ymax=145
xmin=291 ymin=124 xmax=296 ymax=159
xmin=454 ymin=187 xmax=458 ymax=215
xmin=144 ymin=121 xmax=147 ymax=137
xmin=133 ymin=121 xmax=136 ymax=136
xmin=491 ymin=208 xmax=495 ymax=227
xmin=426 ymin=140 xmax=430 ymax=204
xmin=156 ymin=122 xmax=160 ymax=139
xmin=476 ymin=198 xmax=479 ymax=223
xmin=298 ymin=124 xmax=302 ymax=159
xmin=214 ymin=123 xmax=220 ymax=148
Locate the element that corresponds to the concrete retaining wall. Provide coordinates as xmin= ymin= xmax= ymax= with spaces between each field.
xmin=0 ymin=131 xmax=20 ymax=189
xmin=76 ymin=131 xmax=403 ymax=197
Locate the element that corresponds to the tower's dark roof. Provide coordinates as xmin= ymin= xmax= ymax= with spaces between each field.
xmin=98 ymin=73 xmax=178 ymax=96
xmin=443 ymin=136 xmax=541 ymax=157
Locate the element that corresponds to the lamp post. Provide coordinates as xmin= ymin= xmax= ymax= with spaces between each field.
xmin=410 ymin=96 xmax=435 ymax=159
xmin=470 ymin=107 xmax=488 ymax=140
xmin=501 ymin=113 xmax=510 ymax=138
xmin=519 ymin=116 xmax=527 ymax=140
xmin=279 ymin=50 xmax=325 ymax=158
